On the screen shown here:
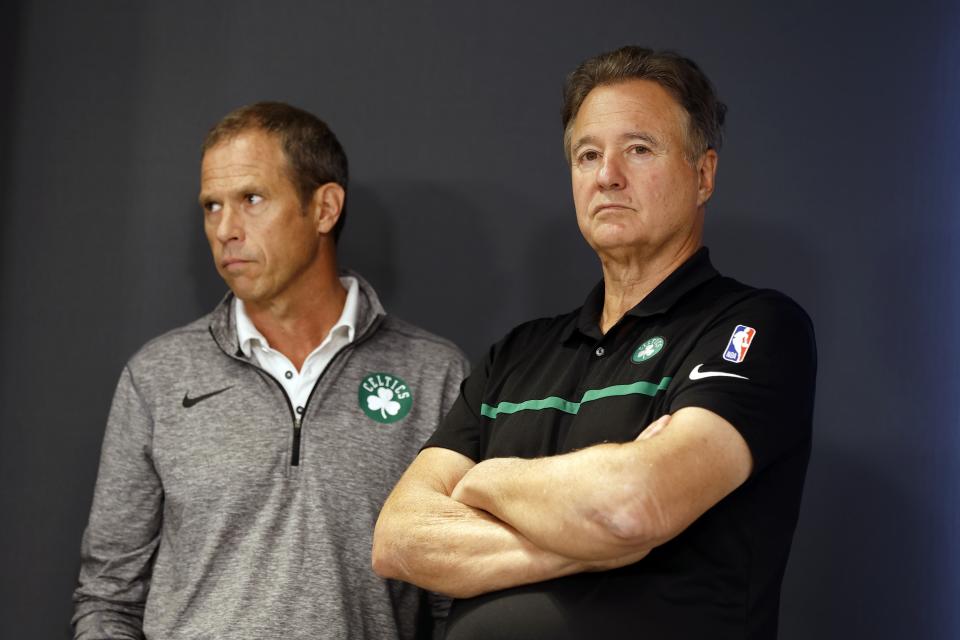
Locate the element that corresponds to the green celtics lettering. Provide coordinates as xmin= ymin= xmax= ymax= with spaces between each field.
xmin=359 ymin=373 xmax=414 ymax=423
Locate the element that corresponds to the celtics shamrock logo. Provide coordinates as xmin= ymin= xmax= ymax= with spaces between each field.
xmin=368 ymin=388 xmax=401 ymax=418
xmin=632 ymin=336 xmax=665 ymax=363
xmin=359 ymin=373 xmax=413 ymax=424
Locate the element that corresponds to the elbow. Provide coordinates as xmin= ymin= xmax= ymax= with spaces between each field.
xmin=590 ymin=491 xmax=672 ymax=550
xmin=370 ymin=537 xmax=390 ymax=579
xmin=371 ymin=510 xmax=425 ymax=585
xmin=372 ymin=513 xmax=477 ymax=599
xmin=371 ymin=519 xmax=402 ymax=580
xmin=371 ymin=540 xmax=403 ymax=581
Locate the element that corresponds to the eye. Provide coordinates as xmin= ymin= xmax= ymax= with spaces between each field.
xmin=204 ymin=202 xmax=222 ymax=214
xmin=629 ymin=145 xmax=650 ymax=156
xmin=576 ymin=149 xmax=601 ymax=167
xmin=245 ymin=194 xmax=263 ymax=205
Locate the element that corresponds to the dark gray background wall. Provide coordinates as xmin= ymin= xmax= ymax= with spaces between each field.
xmin=1 ymin=1 xmax=957 ymax=637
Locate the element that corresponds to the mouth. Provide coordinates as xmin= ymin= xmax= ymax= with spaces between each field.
xmin=221 ymin=258 xmax=252 ymax=271
xmin=593 ymin=203 xmax=635 ymax=216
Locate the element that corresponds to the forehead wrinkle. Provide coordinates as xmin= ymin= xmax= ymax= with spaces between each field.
xmin=202 ymin=160 xmax=269 ymax=180
xmin=578 ymin=81 xmax=687 ymax=130
xmin=621 ymin=131 xmax=662 ymax=147
xmin=202 ymin=130 xmax=288 ymax=176
xmin=199 ymin=168 xmax=268 ymax=203
xmin=571 ymin=129 xmax=663 ymax=154
xmin=571 ymin=134 xmax=600 ymax=154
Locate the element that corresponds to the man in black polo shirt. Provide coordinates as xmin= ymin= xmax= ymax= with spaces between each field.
xmin=374 ymin=46 xmax=816 ymax=639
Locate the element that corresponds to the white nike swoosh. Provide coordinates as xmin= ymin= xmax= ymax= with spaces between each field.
xmin=689 ymin=364 xmax=749 ymax=381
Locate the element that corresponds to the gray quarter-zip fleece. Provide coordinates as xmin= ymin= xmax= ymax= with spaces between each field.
xmin=73 ymin=272 xmax=468 ymax=640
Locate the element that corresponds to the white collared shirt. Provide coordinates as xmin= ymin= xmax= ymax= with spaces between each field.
xmin=234 ymin=276 xmax=359 ymax=418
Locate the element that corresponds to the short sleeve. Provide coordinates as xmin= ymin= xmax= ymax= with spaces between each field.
xmin=666 ymin=292 xmax=816 ymax=474
xmin=421 ymin=344 xmax=496 ymax=462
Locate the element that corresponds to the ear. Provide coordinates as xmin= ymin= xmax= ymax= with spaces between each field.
xmin=309 ymin=182 xmax=345 ymax=235
xmin=696 ymin=149 xmax=718 ymax=207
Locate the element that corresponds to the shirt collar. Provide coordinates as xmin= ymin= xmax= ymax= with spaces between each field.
xmin=235 ymin=276 xmax=360 ymax=357
xmin=563 ymin=247 xmax=719 ymax=342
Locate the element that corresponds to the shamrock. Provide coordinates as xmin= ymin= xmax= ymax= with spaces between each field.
xmin=367 ymin=387 xmax=401 ymax=420
xmin=631 ymin=337 xmax=665 ymax=363
xmin=637 ymin=343 xmax=658 ymax=358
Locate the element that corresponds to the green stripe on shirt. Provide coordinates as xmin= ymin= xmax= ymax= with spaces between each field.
xmin=480 ymin=376 xmax=672 ymax=419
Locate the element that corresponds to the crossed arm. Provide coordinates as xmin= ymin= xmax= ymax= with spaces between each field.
xmin=372 ymin=406 xmax=752 ymax=598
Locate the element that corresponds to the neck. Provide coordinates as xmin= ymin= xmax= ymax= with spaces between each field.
xmin=243 ymin=248 xmax=347 ymax=370
xmin=598 ymin=234 xmax=701 ymax=334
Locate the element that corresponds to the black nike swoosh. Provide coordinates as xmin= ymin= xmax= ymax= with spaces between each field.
xmin=182 ymin=386 xmax=233 ymax=408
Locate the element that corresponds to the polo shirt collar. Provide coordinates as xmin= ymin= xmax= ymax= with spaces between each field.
xmin=564 ymin=247 xmax=719 ymax=342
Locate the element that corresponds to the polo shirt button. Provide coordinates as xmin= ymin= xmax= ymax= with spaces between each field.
xmin=285 ymin=371 xmax=293 ymax=379
xmin=595 ymin=346 xmax=605 ymax=357
xmin=296 ymin=406 xmax=304 ymax=415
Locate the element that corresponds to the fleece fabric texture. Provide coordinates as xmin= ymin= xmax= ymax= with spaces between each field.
xmin=73 ymin=272 xmax=468 ymax=640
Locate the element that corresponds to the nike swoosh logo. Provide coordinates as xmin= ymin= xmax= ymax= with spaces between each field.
xmin=688 ymin=364 xmax=749 ymax=381
xmin=182 ymin=386 xmax=233 ymax=408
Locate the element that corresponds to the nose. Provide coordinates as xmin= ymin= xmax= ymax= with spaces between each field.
xmin=214 ymin=204 xmax=243 ymax=244
xmin=597 ymin=155 xmax=625 ymax=191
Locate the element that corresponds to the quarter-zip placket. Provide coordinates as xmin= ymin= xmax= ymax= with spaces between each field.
xmin=210 ymin=315 xmax=385 ymax=466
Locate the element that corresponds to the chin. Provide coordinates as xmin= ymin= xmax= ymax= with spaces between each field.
xmin=225 ymin=281 xmax=260 ymax=303
xmin=587 ymin=230 xmax=641 ymax=252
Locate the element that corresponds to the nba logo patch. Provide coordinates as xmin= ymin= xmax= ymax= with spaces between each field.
xmin=723 ymin=325 xmax=756 ymax=363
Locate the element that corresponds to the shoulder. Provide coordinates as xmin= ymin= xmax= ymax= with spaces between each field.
xmin=479 ymin=309 xmax=579 ymax=366
xmin=506 ymin=312 xmax=577 ymax=342
xmin=679 ymin=277 xmax=817 ymax=373
xmin=125 ymin=313 xmax=219 ymax=378
xmin=693 ymin=277 xmax=814 ymax=334
xmin=505 ymin=307 xmax=578 ymax=344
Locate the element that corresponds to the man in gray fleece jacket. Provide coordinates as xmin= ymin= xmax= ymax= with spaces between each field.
xmin=72 ymin=102 xmax=468 ymax=639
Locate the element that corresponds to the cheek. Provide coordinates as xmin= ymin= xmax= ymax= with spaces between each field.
xmin=246 ymin=219 xmax=277 ymax=256
xmin=645 ymin=169 xmax=693 ymax=211
xmin=259 ymin=225 xmax=302 ymax=269
xmin=639 ymin=165 xmax=670 ymax=189
xmin=203 ymin=225 xmax=220 ymax=252
xmin=571 ymin=177 xmax=593 ymax=214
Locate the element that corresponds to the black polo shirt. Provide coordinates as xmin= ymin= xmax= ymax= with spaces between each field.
xmin=423 ymin=248 xmax=816 ymax=640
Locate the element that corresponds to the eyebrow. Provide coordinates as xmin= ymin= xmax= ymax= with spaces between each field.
xmin=571 ymin=131 xmax=662 ymax=155
xmin=198 ymin=181 xmax=264 ymax=207
xmin=197 ymin=192 xmax=218 ymax=208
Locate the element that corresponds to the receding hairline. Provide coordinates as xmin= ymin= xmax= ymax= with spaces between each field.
xmin=562 ymin=79 xmax=699 ymax=162
xmin=199 ymin=127 xmax=306 ymax=207
xmin=202 ymin=122 xmax=282 ymax=156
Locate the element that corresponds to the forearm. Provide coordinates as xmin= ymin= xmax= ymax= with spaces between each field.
xmin=451 ymin=444 xmax=653 ymax=561
xmin=73 ymin=365 xmax=159 ymax=639
xmin=375 ymin=486 xmax=586 ymax=597
xmin=373 ymin=449 xmax=606 ymax=598
xmin=72 ymin=608 xmax=144 ymax=640
xmin=73 ymin=506 xmax=155 ymax=640
xmin=450 ymin=409 xmax=752 ymax=561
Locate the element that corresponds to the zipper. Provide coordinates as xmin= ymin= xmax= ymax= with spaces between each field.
xmin=288 ymin=315 xmax=384 ymax=466
xmin=252 ymin=370 xmax=299 ymax=464
xmin=291 ymin=417 xmax=303 ymax=466
xmin=210 ymin=314 xmax=385 ymax=467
